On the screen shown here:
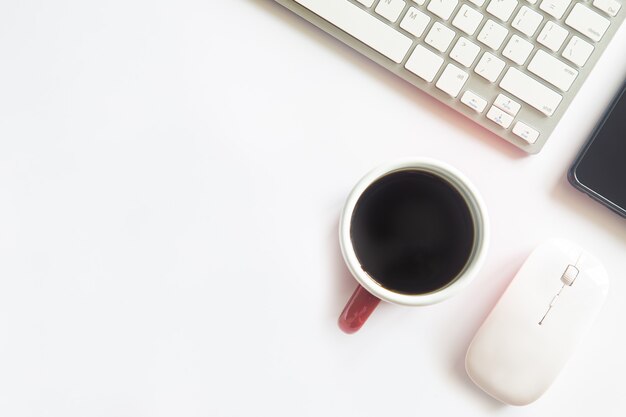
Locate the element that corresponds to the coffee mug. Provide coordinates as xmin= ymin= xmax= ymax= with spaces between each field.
xmin=338 ymin=158 xmax=489 ymax=333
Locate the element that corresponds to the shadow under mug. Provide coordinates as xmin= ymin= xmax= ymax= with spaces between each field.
xmin=338 ymin=158 xmax=490 ymax=334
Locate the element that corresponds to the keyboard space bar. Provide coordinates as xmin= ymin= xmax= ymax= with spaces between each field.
xmin=294 ymin=0 xmax=413 ymax=63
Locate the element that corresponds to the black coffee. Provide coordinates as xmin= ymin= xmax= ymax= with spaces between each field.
xmin=350 ymin=170 xmax=475 ymax=295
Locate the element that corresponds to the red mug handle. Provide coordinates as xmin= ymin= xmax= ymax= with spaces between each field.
xmin=338 ymin=285 xmax=381 ymax=334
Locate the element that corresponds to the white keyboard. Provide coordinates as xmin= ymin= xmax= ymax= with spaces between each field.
xmin=275 ymin=0 xmax=624 ymax=153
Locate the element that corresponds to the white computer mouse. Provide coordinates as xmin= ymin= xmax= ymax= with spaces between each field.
xmin=465 ymin=238 xmax=609 ymax=406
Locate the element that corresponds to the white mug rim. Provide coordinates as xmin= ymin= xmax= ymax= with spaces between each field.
xmin=339 ymin=158 xmax=490 ymax=306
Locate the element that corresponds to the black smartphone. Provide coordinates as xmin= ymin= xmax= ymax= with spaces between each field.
xmin=569 ymin=81 xmax=626 ymax=218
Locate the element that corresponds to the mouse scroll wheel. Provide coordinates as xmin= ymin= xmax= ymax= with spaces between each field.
xmin=561 ymin=265 xmax=580 ymax=286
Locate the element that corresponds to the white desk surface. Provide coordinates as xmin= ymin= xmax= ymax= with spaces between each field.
xmin=1 ymin=1 xmax=626 ymax=415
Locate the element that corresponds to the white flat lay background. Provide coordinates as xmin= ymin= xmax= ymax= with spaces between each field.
xmin=1 ymin=1 xmax=625 ymax=416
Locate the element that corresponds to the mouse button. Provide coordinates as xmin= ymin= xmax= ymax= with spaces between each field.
xmin=543 ymin=280 xmax=607 ymax=337
xmin=576 ymin=252 xmax=610 ymax=293
xmin=493 ymin=273 xmax=545 ymax=324
xmin=542 ymin=294 xmax=591 ymax=328
xmin=532 ymin=242 xmax=574 ymax=274
xmin=516 ymin=250 xmax=568 ymax=294
xmin=563 ymin=276 xmax=607 ymax=312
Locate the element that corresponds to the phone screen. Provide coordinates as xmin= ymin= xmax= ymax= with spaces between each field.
xmin=572 ymin=85 xmax=626 ymax=213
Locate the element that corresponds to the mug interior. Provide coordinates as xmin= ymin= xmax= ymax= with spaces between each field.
xmin=339 ymin=159 xmax=489 ymax=306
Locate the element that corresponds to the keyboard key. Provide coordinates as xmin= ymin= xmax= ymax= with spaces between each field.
xmin=562 ymin=36 xmax=595 ymax=67
xmin=469 ymin=0 xmax=487 ymax=6
xmin=375 ymin=0 xmax=407 ymax=22
xmin=436 ymin=64 xmax=470 ymax=97
xmin=462 ymin=91 xmax=488 ymax=112
xmin=537 ymin=21 xmax=569 ymax=51
xmin=400 ymin=7 xmax=431 ymax=37
xmin=593 ymin=0 xmax=621 ymax=17
xmin=425 ymin=22 xmax=457 ymax=52
xmin=540 ymin=0 xmax=572 ymax=19
xmin=566 ymin=4 xmax=610 ymax=42
xmin=405 ymin=45 xmax=445 ymax=82
xmin=427 ymin=0 xmax=460 ymax=20
xmin=528 ymin=49 xmax=579 ymax=91
xmin=500 ymin=68 xmax=563 ymax=116
xmin=494 ymin=93 xmax=521 ymax=115
xmin=487 ymin=105 xmax=514 ymax=128
xmin=503 ymin=35 xmax=534 ymax=65
xmin=356 ymin=0 xmax=376 ymax=7
xmin=450 ymin=37 xmax=481 ymax=67
xmin=452 ymin=5 xmax=484 ymax=36
xmin=513 ymin=121 xmax=540 ymax=143
xmin=487 ymin=0 xmax=519 ymax=22
xmin=512 ymin=6 xmax=543 ymax=37
xmin=475 ymin=52 xmax=506 ymax=82
xmin=294 ymin=0 xmax=413 ymax=63
xmin=477 ymin=19 xmax=509 ymax=50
